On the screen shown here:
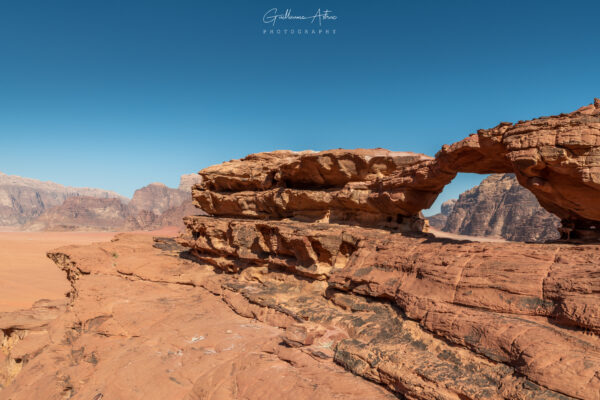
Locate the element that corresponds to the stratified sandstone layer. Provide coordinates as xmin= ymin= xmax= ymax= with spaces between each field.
xmin=194 ymin=149 xmax=454 ymax=230
xmin=192 ymin=100 xmax=600 ymax=239
xmin=430 ymin=174 xmax=560 ymax=242
xmin=3 ymin=101 xmax=600 ymax=399
xmin=2 ymin=229 xmax=597 ymax=399
xmin=177 ymin=100 xmax=600 ymax=399
xmin=179 ymin=215 xmax=600 ymax=399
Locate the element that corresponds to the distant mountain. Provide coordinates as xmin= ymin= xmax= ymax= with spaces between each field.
xmin=0 ymin=172 xmax=126 ymax=226
xmin=178 ymin=173 xmax=203 ymax=192
xmin=129 ymin=183 xmax=189 ymax=215
xmin=25 ymin=197 xmax=134 ymax=231
xmin=427 ymin=199 xmax=456 ymax=230
xmin=1 ymin=171 xmax=204 ymax=231
xmin=428 ymin=174 xmax=560 ymax=242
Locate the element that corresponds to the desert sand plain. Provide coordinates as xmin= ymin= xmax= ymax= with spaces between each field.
xmin=0 ymin=227 xmax=178 ymax=312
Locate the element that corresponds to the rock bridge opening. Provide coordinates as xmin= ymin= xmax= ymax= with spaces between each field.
xmin=191 ymin=99 xmax=600 ymax=242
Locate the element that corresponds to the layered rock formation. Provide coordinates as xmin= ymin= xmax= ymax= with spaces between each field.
xmin=2 ymin=226 xmax=598 ymax=399
xmin=0 ymin=172 xmax=126 ymax=226
xmin=2 ymin=101 xmax=600 ymax=399
xmin=178 ymin=215 xmax=600 ymax=399
xmin=436 ymin=99 xmax=600 ymax=240
xmin=193 ymin=149 xmax=453 ymax=230
xmin=176 ymin=143 xmax=600 ymax=398
xmin=23 ymin=177 xmax=205 ymax=231
xmin=429 ymin=174 xmax=560 ymax=242
xmin=129 ymin=182 xmax=189 ymax=215
xmin=193 ymin=100 xmax=600 ymax=239
xmin=176 ymin=100 xmax=600 ymax=398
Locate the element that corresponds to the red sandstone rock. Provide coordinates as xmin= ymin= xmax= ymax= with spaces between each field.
xmin=0 ymin=235 xmax=397 ymax=400
xmin=178 ymin=215 xmax=600 ymax=399
xmin=195 ymin=100 xmax=600 ymax=238
xmin=4 ymin=101 xmax=600 ymax=400
xmin=436 ymin=100 xmax=600 ymax=238
xmin=194 ymin=149 xmax=448 ymax=230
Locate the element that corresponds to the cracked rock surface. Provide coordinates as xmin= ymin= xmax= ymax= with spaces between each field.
xmin=179 ymin=216 xmax=600 ymax=400
xmin=5 ymin=230 xmax=598 ymax=399
xmin=0 ymin=234 xmax=397 ymax=400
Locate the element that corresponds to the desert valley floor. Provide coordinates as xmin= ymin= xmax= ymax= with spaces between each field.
xmin=0 ymin=229 xmax=182 ymax=312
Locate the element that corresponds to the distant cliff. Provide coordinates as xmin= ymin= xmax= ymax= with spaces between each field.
xmin=1 ymin=172 xmax=204 ymax=231
xmin=428 ymin=174 xmax=560 ymax=242
xmin=0 ymin=172 xmax=126 ymax=226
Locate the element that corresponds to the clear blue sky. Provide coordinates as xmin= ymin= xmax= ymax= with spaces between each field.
xmin=1 ymin=1 xmax=599 ymax=214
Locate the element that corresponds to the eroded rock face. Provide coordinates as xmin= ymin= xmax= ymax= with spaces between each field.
xmin=430 ymin=174 xmax=560 ymax=242
xmin=0 ymin=172 xmax=126 ymax=226
xmin=436 ymin=100 xmax=600 ymax=239
xmin=176 ymin=215 xmax=600 ymax=399
xmin=194 ymin=149 xmax=453 ymax=230
xmin=193 ymin=100 xmax=600 ymax=238
xmin=129 ymin=182 xmax=189 ymax=215
xmin=0 ymin=235 xmax=397 ymax=400
xmin=4 ymin=101 xmax=600 ymax=399
xmin=24 ymin=197 xmax=134 ymax=231
xmin=2 ymin=229 xmax=597 ymax=399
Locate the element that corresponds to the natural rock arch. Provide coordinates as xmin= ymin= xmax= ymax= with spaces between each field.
xmin=435 ymin=99 xmax=600 ymax=239
xmin=191 ymin=99 xmax=600 ymax=240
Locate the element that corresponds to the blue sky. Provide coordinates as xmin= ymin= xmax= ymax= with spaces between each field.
xmin=1 ymin=1 xmax=599 ymax=214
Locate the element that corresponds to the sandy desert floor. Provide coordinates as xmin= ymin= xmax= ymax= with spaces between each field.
xmin=428 ymin=227 xmax=507 ymax=242
xmin=0 ymin=227 xmax=179 ymax=312
xmin=0 ymin=226 xmax=500 ymax=313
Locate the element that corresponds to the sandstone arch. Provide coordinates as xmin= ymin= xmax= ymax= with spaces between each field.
xmin=191 ymin=99 xmax=600 ymax=240
xmin=436 ymin=99 xmax=600 ymax=239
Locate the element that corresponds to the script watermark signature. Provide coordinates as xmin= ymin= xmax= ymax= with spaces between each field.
xmin=261 ymin=8 xmax=337 ymax=36
xmin=263 ymin=8 xmax=337 ymax=26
